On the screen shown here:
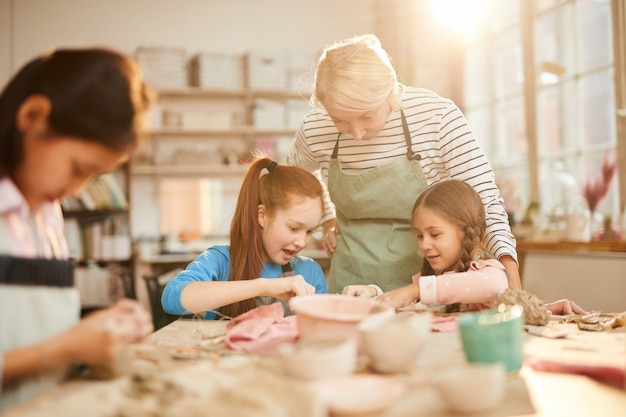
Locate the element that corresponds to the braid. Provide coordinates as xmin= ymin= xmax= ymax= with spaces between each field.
xmin=459 ymin=225 xmax=483 ymax=271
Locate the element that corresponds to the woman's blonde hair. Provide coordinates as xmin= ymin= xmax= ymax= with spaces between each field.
xmin=311 ymin=34 xmax=401 ymax=112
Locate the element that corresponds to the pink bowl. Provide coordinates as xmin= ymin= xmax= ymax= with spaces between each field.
xmin=289 ymin=294 xmax=395 ymax=344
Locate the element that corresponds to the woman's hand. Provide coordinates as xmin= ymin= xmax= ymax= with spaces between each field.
xmin=342 ymin=285 xmax=378 ymax=299
xmin=377 ymin=284 xmax=420 ymax=309
xmin=545 ymin=299 xmax=587 ymax=315
xmin=263 ymin=275 xmax=316 ymax=300
xmin=322 ymin=219 xmax=339 ymax=258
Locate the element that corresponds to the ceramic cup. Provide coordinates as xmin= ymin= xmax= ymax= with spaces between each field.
xmin=358 ymin=311 xmax=431 ymax=374
xmin=458 ymin=305 xmax=524 ymax=373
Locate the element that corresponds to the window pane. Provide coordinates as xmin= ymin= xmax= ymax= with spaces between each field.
xmin=576 ymin=0 xmax=613 ymax=72
xmin=495 ymin=96 xmax=527 ymax=162
xmin=491 ymin=0 xmax=520 ymax=32
xmin=535 ymin=3 xmax=575 ymax=84
xmin=159 ymin=178 xmax=226 ymax=237
xmin=494 ymin=29 xmax=524 ymax=98
xmin=579 ymin=68 xmax=616 ymax=147
xmin=465 ymin=106 xmax=494 ymax=160
xmin=463 ymin=43 xmax=491 ymax=107
xmin=537 ymin=158 xmax=581 ymax=228
xmin=535 ymin=0 xmax=568 ymax=14
xmin=537 ymin=79 xmax=577 ymax=154
xmin=494 ymin=166 xmax=529 ymax=222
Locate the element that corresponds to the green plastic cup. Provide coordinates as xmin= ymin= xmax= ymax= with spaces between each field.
xmin=458 ymin=305 xmax=524 ymax=373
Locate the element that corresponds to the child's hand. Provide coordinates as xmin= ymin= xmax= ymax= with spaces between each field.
xmin=545 ymin=299 xmax=587 ymax=315
xmin=57 ymin=299 xmax=153 ymax=365
xmin=342 ymin=285 xmax=378 ymax=298
xmin=266 ymin=275 xmax=316 ymax=300
xmin=377 ymin=284 xmax=420 ymax=309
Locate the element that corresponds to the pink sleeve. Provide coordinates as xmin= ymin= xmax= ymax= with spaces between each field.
xmin=418 ymin=260 xmax=508 ymax=306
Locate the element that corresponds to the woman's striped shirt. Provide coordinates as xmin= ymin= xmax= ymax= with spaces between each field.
xmin=288 ymin=86 xmax=517 ymax=262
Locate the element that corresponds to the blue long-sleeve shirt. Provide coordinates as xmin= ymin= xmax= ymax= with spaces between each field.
xmin=161 ymin=245 xmax=328 ymax=319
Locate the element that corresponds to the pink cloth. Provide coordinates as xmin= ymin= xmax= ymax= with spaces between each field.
xmin=225 ymin=303 xmax=299 ymax=355
xmin=528 ymin=359 xmax=625 ymax=389
xmin=416 ymin=259 xmax=508 ymax=309
xmin=430 ymin=316 xmax=459 ymax=332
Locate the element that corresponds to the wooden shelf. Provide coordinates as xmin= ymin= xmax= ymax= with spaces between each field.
xmin=157 ymin=88 xmax=246 ymax=98
xmin=157 ymin=87 xmax=309 ymax=101
xmin=63 ymin=209 xmax=128 ymax=224
xmin=130 ymin=164 xmax=249 ymax=176
xmin=149 ymin=126 xmax=296 ymax=137
xmin=517 ymin=239 xmax=626 ymax=253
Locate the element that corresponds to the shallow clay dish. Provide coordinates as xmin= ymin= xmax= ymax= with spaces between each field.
xmin=313 ymin=374 xmax=405 ymax=416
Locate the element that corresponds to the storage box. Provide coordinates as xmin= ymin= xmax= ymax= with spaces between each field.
xmin=247 ymin=49 xmax=288 ymax=90
xmin=135 ymin=46 xmax=188 ymax=89
xmin=253 ymin=98 xmax=286 ymax=129
xmin=189 ymin=52 xmax=245 ymax=89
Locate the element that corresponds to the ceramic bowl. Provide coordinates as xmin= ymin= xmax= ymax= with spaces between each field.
xmin=358 ymin=311 xmax=431 ymax=374
xmin=313 ymin=374 xmax=406 ymax=416
xmin=433 ymin=363 xmax=506 ymax=413
xmin=279 ymin=336 xmax=357 ymax=380
xmin=288 ymin=294 xmax=395 ymax=347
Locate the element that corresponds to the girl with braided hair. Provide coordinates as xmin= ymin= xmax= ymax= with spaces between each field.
xmin=343 ymin=180 xmax=508 ymax=311
xmin=344 ymin=179 xmax=586 ymax=314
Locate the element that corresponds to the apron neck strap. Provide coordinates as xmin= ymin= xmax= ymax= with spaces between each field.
xmin=331 ymin=111 xmax=421 ymax=161
xmin=401 ymin=110 xmax=421 ymax=161
xmin=281 ymin=262 xmax=294 ymax=276
xmin=332 ymin=133 xmax=341 ymax=159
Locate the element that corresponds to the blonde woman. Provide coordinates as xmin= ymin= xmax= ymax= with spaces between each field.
xmin=289 ymin=34 xmax=522 ymax=294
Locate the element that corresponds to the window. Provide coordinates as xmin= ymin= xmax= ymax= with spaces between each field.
xmin=463 ymin=0 xmax=621 ymax=233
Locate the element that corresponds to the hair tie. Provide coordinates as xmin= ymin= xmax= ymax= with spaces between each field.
xmin=259 ymin=161 xmax=278 ymax=179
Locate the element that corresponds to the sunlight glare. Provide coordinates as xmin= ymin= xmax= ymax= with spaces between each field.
xmin=432 ymin=0 xmax=488 ymax=34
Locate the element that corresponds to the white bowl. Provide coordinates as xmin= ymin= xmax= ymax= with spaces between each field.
xmin=289 ymin=294 xmax=394 ymax=347
xmin=433 ymin=363 xmax=506 ymax=413
xmin=359 ymin=311 xmax=431 ymax=374
xmin=279 ymin=337 xmax=357 ymax=380
xmin=313 ymin=375 xmax=406 ymax=416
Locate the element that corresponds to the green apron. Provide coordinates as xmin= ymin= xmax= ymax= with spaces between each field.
xmin=256 ymin=262 xmax=294 ymax=315
xmin=327 ymin=111 xmax=428 ymax=293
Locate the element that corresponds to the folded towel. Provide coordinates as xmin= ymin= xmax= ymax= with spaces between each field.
xmin=225 ymin=302 xmax=298 ymax=355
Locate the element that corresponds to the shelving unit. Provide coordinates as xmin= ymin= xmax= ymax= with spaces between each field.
xmin=62 ymin=166 xmax=135 ymax=313
xmin=132 ymin=87 xmax=310 ymax=173
xmin=129 ymin=86 xmax=311 ymax=239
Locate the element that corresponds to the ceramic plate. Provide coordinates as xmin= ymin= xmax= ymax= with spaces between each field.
xmin=313 ymin=375 xmax=405 ymax=416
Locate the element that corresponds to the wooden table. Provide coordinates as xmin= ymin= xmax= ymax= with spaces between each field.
xmin=4 ymin=317 xmax=625 ymax=417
